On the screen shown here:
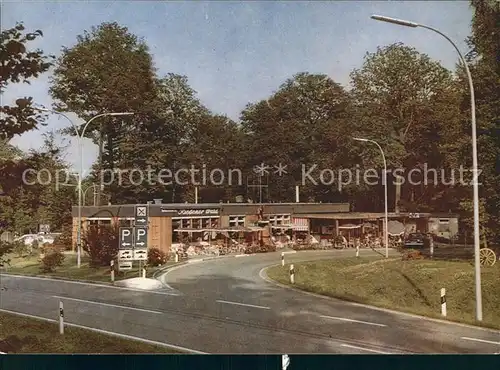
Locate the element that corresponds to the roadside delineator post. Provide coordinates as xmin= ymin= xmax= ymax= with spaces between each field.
xmin=59 ymin=300 xmax=64 ymax=335
xmin=356 ymin=244 xmax=360 ymax=258
xmin=289 ymin=264 xmax=295 ymax=284
xmin=142 ymin=267 xmax=146 ymax=278
xmin=430 ymin=236 xmax=434 ymax=258
xmin=110 ymin=260 xmax=115 ymax=283
xmin=441 ymin=288 xmax=447 ymax=316
xmin=175 ymin=251 xmax=179 ymax=263
xmin=281 ymin=252 xmax=285 ymax=266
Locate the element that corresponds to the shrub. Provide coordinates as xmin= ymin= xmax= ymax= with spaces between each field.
xmin=402 ymin=249 xmax=423 ymax=261
xmin=0 ymin=240 xmax=15 ymax=267
xmin=53 ymin=223 xmax=73 ymax=251
xmin=244 ymin=244 xmax=276 ymax=254
xmin=12 ymin=241 xmax=30 ymax=257
xmin=147 ymin=248 xmax=169 ymax=266
xmin=41 ymin=250 xmax=65 ymax=272
xmin=82 ymin=224 xmax=119 ymax=266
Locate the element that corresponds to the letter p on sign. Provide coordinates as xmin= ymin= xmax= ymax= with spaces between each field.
xmin=121 ymin=229 xmax=131 ymax=240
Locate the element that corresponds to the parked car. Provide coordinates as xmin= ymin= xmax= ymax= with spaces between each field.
xmin=14 ymin=233 xmax=57 ymax=246
xmin=404 ymin=232 xmax=431 ymax=249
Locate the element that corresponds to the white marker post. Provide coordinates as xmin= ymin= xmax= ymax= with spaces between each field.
xmin=110 ymin=260 xmax=115 ymax=283
xmin=281 ymin=252 xmax=285 ymax=266
xmin=289 ymin=264 xmax=295 ymax=284
xmin=441 ymin=288 xmax=447 ymax=317
xmin=430 ymin=236 xmax=434 ymax=258
xmin=356 ymin=244 xmax=360 ymax=258
xmin=59 ymin=300 xmax=64 ymax=335
xmin=142 ymin=267 xmax=146 ymax=278
xmin=175 ymin=251 xmax=179 ymax=263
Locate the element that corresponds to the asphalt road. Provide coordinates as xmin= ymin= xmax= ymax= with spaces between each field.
xmin=1 ymin=249 xmax=499 ymax=354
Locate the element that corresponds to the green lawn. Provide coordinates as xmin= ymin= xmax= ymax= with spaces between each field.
xmin=0 ymin=253 xmax=179 ymax=283
xmin=0 ymin=311 xmax=180 ymax=353
xmin=266 ymin=257 xmax=500 ymax=329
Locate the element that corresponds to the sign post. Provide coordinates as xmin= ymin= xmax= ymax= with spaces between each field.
xmin=134 ymin=226 xmax=148 ymax=261
xmin=110 ymin=260 xmax=115 ymax=282
xmin=59 ymin=300 xmax=64 ymax=335
xmin=39 ymin=224 xmax=50 ymax=234
xmin=134 ymin=205 xmax=149 ymax=276
xmin=118 ymin=227 xmax=134 ymax=271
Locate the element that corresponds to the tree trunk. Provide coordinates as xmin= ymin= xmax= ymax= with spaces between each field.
xmin=395 ymin=182 xmax=401 ymax=213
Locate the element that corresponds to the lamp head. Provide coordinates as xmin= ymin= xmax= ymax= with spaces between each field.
xmin=371 ymin=15 xmax=419 ymax=28
xmin=109 ymin=112 xmax=134 ymax=116
xmin=353 ymin=137 xmax=369 ymax=142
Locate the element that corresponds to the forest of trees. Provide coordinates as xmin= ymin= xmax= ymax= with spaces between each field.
xmin=1 ymin=1 xmax=498 ymax=246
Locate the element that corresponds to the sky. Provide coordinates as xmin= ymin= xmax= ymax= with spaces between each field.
xmin=2 ymin=0 xmax=474 ymax=173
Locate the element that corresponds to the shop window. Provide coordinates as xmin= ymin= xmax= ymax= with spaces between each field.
xmin=229 ymin=216 xmax=245 ymax=227
xmin=202 ymin=218 xmax=218 ymax=229
xmin=191 ymin=218 xmax=201 ymax=229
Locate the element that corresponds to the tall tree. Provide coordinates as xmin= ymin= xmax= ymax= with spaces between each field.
xmin=240 ymin=72 xmax=352 ymax=203
xmin=451 ymin=0 xmax=500 ymax=244
xmin=1 ymin=23 xmax=54 ymax=140
xmin=0 ymin=133 xmax=75 ymax=233
xmin=49 ymin=22 xmax=155 ymax=202
xmin=349 ymin=43 xmax=460 ymax=213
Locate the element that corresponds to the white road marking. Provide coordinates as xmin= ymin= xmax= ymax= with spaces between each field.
xmin=282 ymin=251 xmax=297 ymax=254
xmin=461 ymin=337 xmax=500 ymax=345
xmin=0 ymin=273 xmax=179 ymax=296
xmin=187 ymin=259 xmax=204 ymax=264
xmin=52 ymin=296 xmax=162 ymax=315
xmin=341 ymin=343 xmax=390 ymax=354
xmin=235 ymin=254 xmax=250 ymax=258
xmin=0 ymin=308 xmax=205 ymax=353
xmin=320 ymin=315 xmax=386 ymax=327
xmin=216 ymin=299 xmax=270 ymax=310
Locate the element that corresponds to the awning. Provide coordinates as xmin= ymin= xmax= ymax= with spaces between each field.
xmin=388 ymin=220 xmax=405 ymax=236
xmin=338 ymin=223 xmax=362 ymax=230
xmin=174 ymin=226 xmax=265 ymax=233
xmin=292 ymin=218 xmax=309 ymax=231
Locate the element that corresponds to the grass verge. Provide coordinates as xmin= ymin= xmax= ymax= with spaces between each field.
xmin=0 ymin=311 xmax=180 ymax=353
xmin=266 ymin=256 xmax=500 ymax=330
xmin=0 ymin=253 xmax=179 ymax=284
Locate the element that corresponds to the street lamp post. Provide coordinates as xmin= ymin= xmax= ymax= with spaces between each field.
xmin=34 ymin=108 xmax=134 ymax=268
xmin=370 ymin=14 xmax=482 ymax=321
xmin=353 ymin=137 xmax=389 ymax=258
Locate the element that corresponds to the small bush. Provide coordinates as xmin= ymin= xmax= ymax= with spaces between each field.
xmin=244 ymin=244 xmax=276 ymax=254
xmin=53 ymin=223 xmax=73 ymax=251
xmin=0 ymin=240 xmax=15 ymax=267
xmin=82 ymin=224 xmax=119 ymax=267
xmin=41 ymin=250 xmax=65 ymax=272
xmin=147 ymin=248 xmax=169 ymax=266
xmin=12 ymin=241 xmax=29 ymax=257
xmin=402 ymin=249 xmax=423 ymax=261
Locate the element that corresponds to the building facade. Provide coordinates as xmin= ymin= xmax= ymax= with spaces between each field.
xmin=71 ymin=202 xmax=459 ymax=253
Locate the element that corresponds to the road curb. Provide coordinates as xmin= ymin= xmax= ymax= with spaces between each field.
xmin=259 ymin=265 xmax=500 ymax=335
xmin=156 ymin=249 xmax=391 ymax=292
